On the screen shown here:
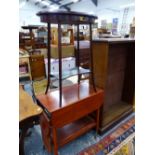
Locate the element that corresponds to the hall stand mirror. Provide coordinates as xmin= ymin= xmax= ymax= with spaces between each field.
xmin=36 ymin=11 xmax=104 ymax=155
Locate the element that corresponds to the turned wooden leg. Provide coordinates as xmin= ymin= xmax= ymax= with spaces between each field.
xmin=52 ymin=127 xmax=58 ymax=155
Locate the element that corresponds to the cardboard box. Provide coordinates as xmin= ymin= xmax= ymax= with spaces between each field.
xmin=44 ymin=57 xmax=76 ymax=76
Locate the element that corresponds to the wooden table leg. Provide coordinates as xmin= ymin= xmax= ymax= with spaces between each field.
xmin=52 ymin=127 xmax=58 ymax=155
xmin=19 ymin=115 xmax=40 ymax=155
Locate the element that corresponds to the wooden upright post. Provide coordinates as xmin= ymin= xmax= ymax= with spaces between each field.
xmin=58 ymin=23 xmax=62 ymax=107
xmin=89 ymin=23 xmax=96 ymax=92
xmin=45 ymin=22 xmax=51 ymax=94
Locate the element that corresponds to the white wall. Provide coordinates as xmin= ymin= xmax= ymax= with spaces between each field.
xmin=19 ymin=0 xmax=43 ymax=29
xmin=19 ymin=0 xmax=135 ymax=34
xmin=70 ymin=0 xmax=135 ymax=33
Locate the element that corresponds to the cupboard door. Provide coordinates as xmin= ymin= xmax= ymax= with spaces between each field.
xmin=30 ymin=55 xmax=46 ymax=80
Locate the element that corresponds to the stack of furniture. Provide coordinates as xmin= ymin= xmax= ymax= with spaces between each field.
xmin=19 ymin=26 xmax=47 ymax=81
xmin=19 ymin=32 xmax=32 ymax=50
xmin=19 ymin=49 xmax=32 ymax=83
xmin=20 ymin=26 xmax=39 ymax=50
xmin=51 ymin=27 xmax=74 ymax=45
xmin=50 ymin=27 xmax=75 ymax=58
xmin=19 ymin=25 xmax=47 ymax=52
xmin=36 ymin=11 xmax=104 ymax=155
xmin=37 ymin=26 xmax=47 ymax=43
xmin=35 ymin=26 xmax=47 ymax=49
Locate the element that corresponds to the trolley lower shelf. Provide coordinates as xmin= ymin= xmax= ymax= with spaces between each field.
xmin=41 ymin=115 xmax=96 ymax=148
xmin=37 ymin=81 xmax=104 ymax=154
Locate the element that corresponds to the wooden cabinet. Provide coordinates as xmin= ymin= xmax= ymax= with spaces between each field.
xmin=92 ymin=38 xmax=135 ymax=132
xmin=29 ymin=55 xmax=46 ymax=80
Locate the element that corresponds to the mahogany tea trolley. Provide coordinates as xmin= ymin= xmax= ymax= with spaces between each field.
xmin=36 ymin=11 xmax=104 ymax=155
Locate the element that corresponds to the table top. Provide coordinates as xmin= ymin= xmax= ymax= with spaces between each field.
xmin=37 ymin=10 xmax=97 ymax=24
xmin=22 ymin=26 xmax=39 ymax=30
xmin=36 ymin=81 xmax=103 ymax=113
xmin=19 ymin=85 xmax=42 ymax=122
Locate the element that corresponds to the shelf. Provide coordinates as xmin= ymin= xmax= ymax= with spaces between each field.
xmin=100 ymin=101 xmax=133 ymax=132
xmin=50 ymin=67 xmax=90 ymax=81
xmin=55 ymin=116 xmax=96 ymax=146
xmin=21 ymin=37 xmax=31 ymax=40
xmin=19 ymin=80 xmax=31 ymax=85
xmin=19 ymin=55 xmax=29 ymax=59
xmin=19 ymin=76 xmax=31 ymax=84
xmin=19 ymin=73 xmax=31 ymax=78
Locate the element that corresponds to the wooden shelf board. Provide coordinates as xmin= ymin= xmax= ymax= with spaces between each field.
xmin=19 ymin=86 xmax=42 ymax=122
xmin=19 ymin=55 xmax=29 ymax=58
xmin=54 ymin=116 xmax=96 ymax=147
xmin=102 ymin=101 xmax=133 ymax=127
xmin=50 ymin=67 xmax=90 ymax=81
xmin=19 ymin=73 xmax=31 ymax=78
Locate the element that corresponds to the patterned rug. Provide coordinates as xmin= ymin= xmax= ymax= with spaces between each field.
xmin=78 ymin=116 xmax=135 ymax=155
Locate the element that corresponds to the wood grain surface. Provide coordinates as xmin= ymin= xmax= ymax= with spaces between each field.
xmin=19 ymin=85 xmax=42 ymax=122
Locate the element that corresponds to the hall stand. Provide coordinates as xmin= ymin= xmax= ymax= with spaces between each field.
xmin=36 ymin=11 xmax=104 ymax=155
